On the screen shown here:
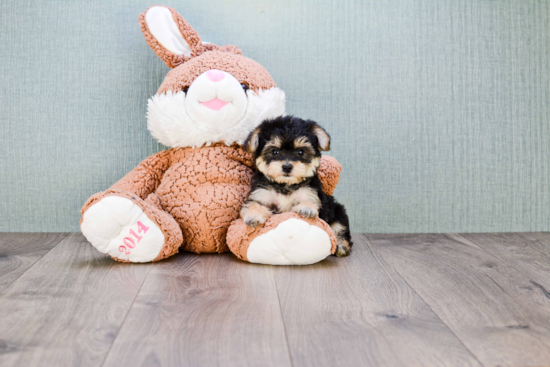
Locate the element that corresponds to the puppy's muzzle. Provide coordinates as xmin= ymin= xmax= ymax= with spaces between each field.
xmin=282 ymin=163 xmax=293 ymax=173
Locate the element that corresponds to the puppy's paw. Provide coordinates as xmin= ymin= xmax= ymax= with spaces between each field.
xmin=292 ymin=204 xmax=319 ymax=219
xmin=244 ymin=215 xmax=267 ymax=228
xmin=241 ymin=203 xmax=272 ymax=228
xmin=335 ymin=241 xmax=351 ymax=257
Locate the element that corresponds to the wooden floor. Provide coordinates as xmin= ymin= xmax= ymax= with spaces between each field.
xmin=0 ymin=233 xmax=549 ymax=367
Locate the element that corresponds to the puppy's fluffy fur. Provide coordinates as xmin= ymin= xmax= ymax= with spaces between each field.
xmin=241 ymin=116 xmax=352 ymax=257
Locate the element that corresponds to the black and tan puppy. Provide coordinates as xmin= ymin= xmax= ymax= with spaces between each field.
xmin=241 ymin=116 xmax=352 ymax=257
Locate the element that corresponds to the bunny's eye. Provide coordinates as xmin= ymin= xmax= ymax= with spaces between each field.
xmin=183 ymin=87 xmax=189 ymax=94
xmin=241 ymin=84 xmax=248 ymax=92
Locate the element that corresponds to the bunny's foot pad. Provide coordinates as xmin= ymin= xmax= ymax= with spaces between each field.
xmin=247 ymin=218 xmax=332 ymax=265
xmin=227 ymin=213 xmax=337 ymax=265
xmin=81 ymin=196 xmax=165 ymax=263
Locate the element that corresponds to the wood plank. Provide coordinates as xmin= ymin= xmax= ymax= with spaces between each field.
xmin=518 ymin=232 xmax=550 ymax=256
xmin=102 ymin=252 xmax=292 ymax=367
xmin=460 ymin=233 xmax=550 ymax=290
xmin=273 ymin=234 xmax=482 ymax=367
xmin=367 ymin=233 xmax=550 ymax=367
xmin=0 ymin=233 xmax=67 ymax=293
xmin=0 ymin=233 xmax=151 ymax=367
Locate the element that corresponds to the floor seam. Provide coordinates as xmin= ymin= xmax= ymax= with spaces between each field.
xmin=0 ymin=233 xmax=70 ymax=295
xmin=361 ymin=233 xmax=487 ymax=367
xmin=272 ymin=268 xmax=295 ymax=367
xmin=99 ymin=264 xmax=153 ymax=367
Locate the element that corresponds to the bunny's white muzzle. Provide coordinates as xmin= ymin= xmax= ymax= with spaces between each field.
xmin=146 ymin=70 xmax=286 ymax=148
xmin=185 ymin=69 xmax=248 ymax=130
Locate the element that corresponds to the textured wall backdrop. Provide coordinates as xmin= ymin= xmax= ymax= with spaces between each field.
xmin=1 ymin=0 xmax=549 ymax=233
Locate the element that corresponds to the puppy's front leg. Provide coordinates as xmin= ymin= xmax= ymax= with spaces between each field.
xmin=290 ymin=188 xmax=320 ymax=219
xmin=241 ymin=201 xmax=272 ymax=228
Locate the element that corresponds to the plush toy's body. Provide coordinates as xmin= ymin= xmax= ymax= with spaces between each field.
xmin=80 ymin=5 xmax=343 ymax=265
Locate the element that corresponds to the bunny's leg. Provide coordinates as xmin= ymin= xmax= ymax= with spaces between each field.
xmin=227 ymin=213 xmax=337 ymax=265
xmin=81 ymin=190 xmax=183 ymax=263
xmin=80 ymin=150 xmax=182 ymax=262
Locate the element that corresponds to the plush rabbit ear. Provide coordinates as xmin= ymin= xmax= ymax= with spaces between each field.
xmin=139 ymin=6 xmax=204 ymax=68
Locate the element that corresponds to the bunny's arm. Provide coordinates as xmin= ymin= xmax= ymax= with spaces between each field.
xmin=318 ymin=156 xmax=342 ymax=196
xmin=108 ymin=150 xmax=172 ymax=199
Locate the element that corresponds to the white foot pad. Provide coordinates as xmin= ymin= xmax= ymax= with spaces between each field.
xmin=246 ymin=218 xmax=332 ymax=265
xmin=81 ymin=196 xmax=165 ymax=263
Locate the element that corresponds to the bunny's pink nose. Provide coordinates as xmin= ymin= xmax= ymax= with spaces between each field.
xmin=206 ymin=69 xmax=225 ymax=82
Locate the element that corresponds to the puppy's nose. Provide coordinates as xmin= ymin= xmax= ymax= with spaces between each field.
xmin=282 ymin=163 xmax=293 ymax=173
xmin=206 ymin=69 xmax=225 ymax=82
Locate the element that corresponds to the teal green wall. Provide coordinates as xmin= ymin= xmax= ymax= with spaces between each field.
xmin=1 ymin=0 xmax=549 ymax=233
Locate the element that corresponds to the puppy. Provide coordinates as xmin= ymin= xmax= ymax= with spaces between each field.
xmin=241 ymin=116 xmax=352 ymax=257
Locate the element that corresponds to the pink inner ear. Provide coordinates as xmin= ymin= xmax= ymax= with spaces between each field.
xmin=201 ymin=98 xmax=229 ymax=110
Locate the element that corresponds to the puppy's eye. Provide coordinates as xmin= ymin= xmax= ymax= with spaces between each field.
xmin=271 ymin=149 xmax=279 ymax=156
xmin=241 ymin=84 xmax=248 ymax=92
xmin=183 ymin=87 xmax=189 ymax=94
xmin=296 ymin=149 xmax=304 ymax=156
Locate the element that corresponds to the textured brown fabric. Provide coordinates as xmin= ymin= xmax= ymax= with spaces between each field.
xmin=226 ymin=212 xmax=338 ymax=262
xmin=318 ymin=155 xmax=342 ymax=196
xmin=110 ymin=150 xmax=172 ymax=200
xmin=154 ymin=144 xmax=254 ymax=253
xmin=204 ymin=44 xmax=242 ymax=55
xmin=145 ymin=192 xmax=163 ymax=210
xmin=80 ymin=190 xmax=183 ymax=262
xmin=158 ymin=51 xmax=276 ymax=94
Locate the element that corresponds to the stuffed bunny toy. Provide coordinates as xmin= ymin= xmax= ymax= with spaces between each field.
xmin=80 ymin=5 xmax=342 ymax=265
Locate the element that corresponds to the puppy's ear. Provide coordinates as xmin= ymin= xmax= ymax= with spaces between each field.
xmin=244 ymin=127 xmax=262 ymax=154
xmin=312 ymin=124 xmax=331 ymax=151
